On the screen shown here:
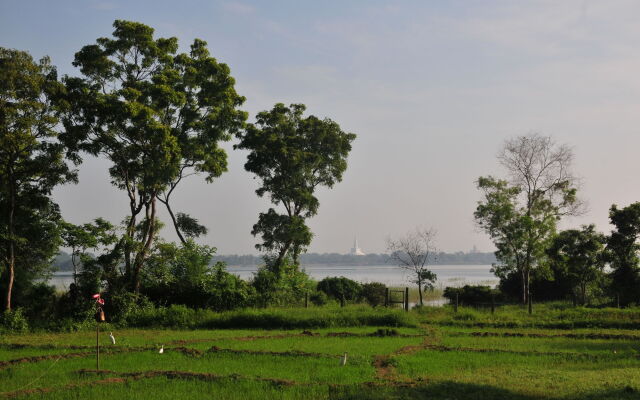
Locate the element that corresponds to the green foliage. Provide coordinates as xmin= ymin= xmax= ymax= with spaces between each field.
xmin=143 ymin=241 xmax=252 ymax=311
xmin=309 ymin=290 xmax=329 ymax=306
xmin=361 ymin=282 xmax=387 ymax=307
xmin=317 ymin=276 xmax=362 ymax=303
xmin=606 ymin=203 xmax=640 ymax=306
xmin=0 ymin=47 xmax=78 ymax=311
xmin=236 ymin=103 xmax=355 ymax=267
xmin=0 ymin=307 xmax=29 ymax=332
xmin=546 ymin=225 xmax=606 ymax=305
xmin=251 ymin=259 xmax=313 ymax=307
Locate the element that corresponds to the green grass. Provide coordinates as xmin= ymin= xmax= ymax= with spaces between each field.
xmin=3 ymin=304 xmax=640 ymax=399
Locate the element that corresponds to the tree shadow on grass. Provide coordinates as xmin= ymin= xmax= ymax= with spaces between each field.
xmin=328 ymin=381 xmax=640 ymax=400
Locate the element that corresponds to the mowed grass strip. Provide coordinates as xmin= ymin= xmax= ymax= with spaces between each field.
xmin=5 ymin=376 xmax=338 ymax=400
xmin=0 ymin=326 xmax=423 ymax=349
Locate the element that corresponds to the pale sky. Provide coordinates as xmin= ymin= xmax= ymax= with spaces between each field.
xmin=2 ymin=1 xmax=640 ymax=255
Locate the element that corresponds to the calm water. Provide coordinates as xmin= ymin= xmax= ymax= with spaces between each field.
xmin=49 ymin=264 xmax=496 ymax=290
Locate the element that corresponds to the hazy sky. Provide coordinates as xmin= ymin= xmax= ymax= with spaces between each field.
xmin=2 ymin=1 xmax=640 ymax=255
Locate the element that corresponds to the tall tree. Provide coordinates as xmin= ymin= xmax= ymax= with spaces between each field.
xmin=0 ymin=48 xmax=77 ymax=311
xmin=236 ymin=103 xmax=356 ymax=270
xmin=64 ymin=20 xmax=245 ymax=291
xmin=474 ymin=134 xmax=580 ymax=305
xmin=546 ymin=225 xmax=605 ymax=305
xmin=386 ymin=227 xmax=438 ymax=306
xmin=606 ymin=203 xmax=640 ymax=306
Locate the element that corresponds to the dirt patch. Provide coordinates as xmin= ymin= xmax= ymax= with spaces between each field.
xmin=205 ymin=346 xmax=333 ymax=359
xmin=465 ymin=331 xmax=640 ymax=341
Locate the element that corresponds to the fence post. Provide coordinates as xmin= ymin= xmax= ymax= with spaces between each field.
xmin=304 ymin=292 xmax=308 ymax=308
xmin=491 ymin=295 xmax=495 ymax=314
xmin=454 ymin=292 xmax=459 ymax=313
xmin=385 ymin=288 xmax=389 ymax=307
xmin=96 ymin=322 xmax=100 ymax=370
xmin=405 ymin=287 xmax=409 ymax=311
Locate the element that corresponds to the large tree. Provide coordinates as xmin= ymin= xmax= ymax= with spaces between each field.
xmin=64 ymin=20 xmax=245 ymax=291
xmin=474 ymin=134 xmax=580 ymax=305
xmin=606 ymin=203 xmax=640 ymax=306
xmin=386 ymin=227 xmax=438 ymax=306
xmin=0 ymin=48 xmax=77 ymax=311
xmin=236 ymin=103 xmax=356 ymax=270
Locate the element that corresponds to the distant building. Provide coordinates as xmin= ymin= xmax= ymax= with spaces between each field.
xmin=350 ymin=238 xmax=365 ymax=256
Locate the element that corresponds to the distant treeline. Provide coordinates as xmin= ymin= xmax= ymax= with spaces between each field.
xmin=212 ymin=252 xmax=496 ymax=266
xmin=53 ymin=251 xmax=496 ymax=271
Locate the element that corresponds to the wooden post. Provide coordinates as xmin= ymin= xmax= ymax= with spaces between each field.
xmin=454 ymin=292 xmax=459 ymax=313
xmin=385 ymin=288 xmax=389 ymax=307
xmin=304 ymin=292 xmax=308 ymax=308
xmin=404 ymin=287 xmax=409 ymax=311
xmin=96 ymin=322 xmax=100 ymax=370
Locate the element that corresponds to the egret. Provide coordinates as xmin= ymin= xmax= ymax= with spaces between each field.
xmin=159 ymin=345 xmax=164 ymax=354
xmin=339 ymin=352 xmax=347 ymax=366
xmin=109 ymin=332 xmax=116 ymax=345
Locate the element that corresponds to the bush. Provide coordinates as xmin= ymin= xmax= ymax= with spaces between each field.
xmin=317 ymin=277 xmax=362 ymax=303
xmin=1 ymin=308 xmax=29 ymax=333
xmin=362 ymin=282 xmax=387 ymax=307
xmin=443 ymin=285 xmax=503 ymax=305
xmin=309 ymin=291 xmax=329 ymax=306
xmin=251 ymin=259 xmax=313 ymax=307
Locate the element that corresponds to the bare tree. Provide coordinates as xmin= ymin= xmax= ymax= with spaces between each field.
xmin=387 ymin=227 xmax=438 ymax=306
xmin=498 ymin=134 xmax=583 ymax=217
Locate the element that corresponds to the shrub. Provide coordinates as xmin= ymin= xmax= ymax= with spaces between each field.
xmin=317 ymin=277 xmax=362 ymax=303
xmin=443 ymin=285 xmax=503 ymax=305
xmin=362 ymin=282 xmax=387 ymax=307
xmin=251 ymin=259 xmax=314 ymax=307
xmin=309 ymin=291 xmax=329 ymax=306
xmin=1 ymin=308 xmax=29 ymax=333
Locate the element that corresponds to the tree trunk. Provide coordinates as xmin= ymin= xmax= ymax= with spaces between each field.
xmin=417 ymin=279 xmax=423 ymax=306
xmin=274 ymin=239 xmax=293 ymax=274
xmin=521 ymin=269 xmax=527 ymax=305
xmin=4 ymin=180 xmax=16 ymax=312
xmin=132 ymin=196 xmax=157 ymax=293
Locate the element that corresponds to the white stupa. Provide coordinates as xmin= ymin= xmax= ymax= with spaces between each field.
xmin=349 ymin=238 xmax=365 ymax=256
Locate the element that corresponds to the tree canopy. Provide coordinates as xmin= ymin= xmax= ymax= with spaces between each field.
xmin=64 ymin=20 xmax=246 ymax=292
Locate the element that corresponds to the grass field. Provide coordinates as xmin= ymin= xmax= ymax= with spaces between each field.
xmin=1 ymin=305 xmax=639 ymax=399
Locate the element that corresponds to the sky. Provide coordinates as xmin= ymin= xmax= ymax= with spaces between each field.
xmin=2 ymin=0 xmax=640 ymax=255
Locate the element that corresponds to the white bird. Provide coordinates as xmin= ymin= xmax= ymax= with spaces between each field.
xmin=109 ymin=332 xmax=116 ymax=345
xmin=159 ymin=345 xmax=164 ymax=354
xmin=339 ymin=352 xmax=347 ymax=366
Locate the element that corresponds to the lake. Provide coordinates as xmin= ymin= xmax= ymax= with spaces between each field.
xmin=49 ymin=264 xmax=497 ymax=290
